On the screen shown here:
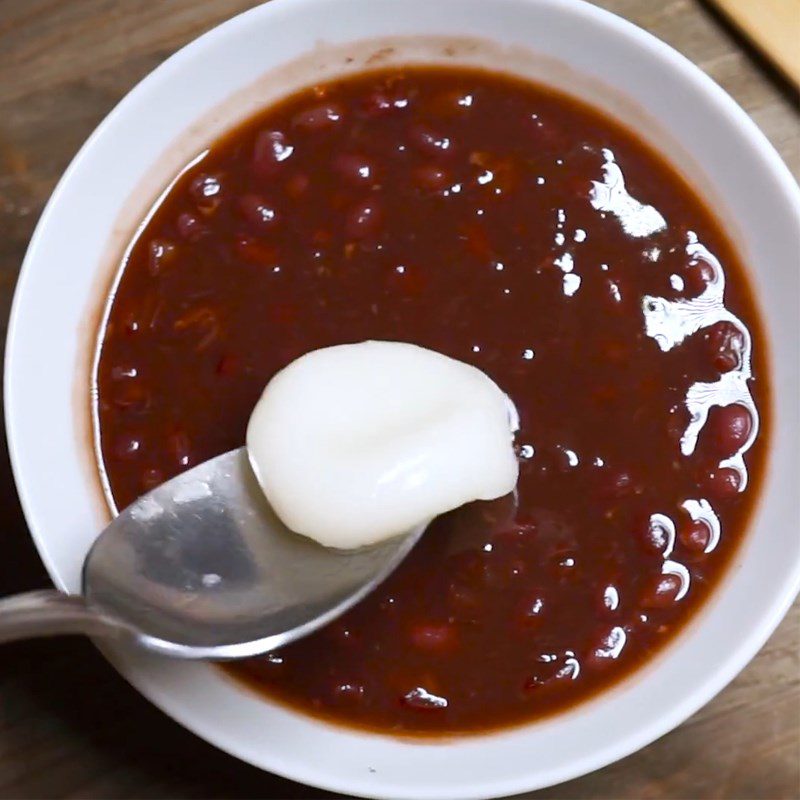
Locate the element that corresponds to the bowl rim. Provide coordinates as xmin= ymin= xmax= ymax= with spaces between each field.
xmin=5 ymin=0 xmax=800 ymax=797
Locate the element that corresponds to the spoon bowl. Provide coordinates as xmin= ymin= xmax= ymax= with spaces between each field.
xmin=0 ymin=448 xmax=426 ymax=658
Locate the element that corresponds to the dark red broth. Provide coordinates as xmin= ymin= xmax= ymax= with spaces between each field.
xmin=95 ymin=67 xmax=767 ymax=734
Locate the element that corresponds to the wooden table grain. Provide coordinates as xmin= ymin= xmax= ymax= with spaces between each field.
xmin=0 ymin=1 xmax=797 ymax=798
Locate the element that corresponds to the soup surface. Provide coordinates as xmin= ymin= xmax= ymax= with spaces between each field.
xmin=95 ymin=67 xmax=767 ymax=734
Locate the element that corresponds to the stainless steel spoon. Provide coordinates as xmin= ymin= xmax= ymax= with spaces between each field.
xmin=0 ymin=448 xmax=426 ymax=658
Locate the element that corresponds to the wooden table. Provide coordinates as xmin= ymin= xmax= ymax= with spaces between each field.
xmin=0 ymin=1 xmax=797 ymax=797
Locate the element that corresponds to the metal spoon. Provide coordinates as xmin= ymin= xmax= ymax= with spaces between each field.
xmin=0 ymin=448 xmax=426 ymax=658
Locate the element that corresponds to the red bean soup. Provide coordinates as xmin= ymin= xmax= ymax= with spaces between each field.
xmin=95 ymin=67 xmax=768 ymax=734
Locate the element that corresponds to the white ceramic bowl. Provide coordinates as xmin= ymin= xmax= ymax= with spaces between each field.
xmin=6 ymin=0 xmax=800 ymax=797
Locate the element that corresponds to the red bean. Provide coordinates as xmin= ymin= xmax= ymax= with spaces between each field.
xmin=585 ymin=625 xmax=628 ymax=667
xmin=167 ymin=430 xmax=192 ymax=468
xmin=408 ymin=123 xmax=453 ymax=157
xmin=409 ymin=623 xmax=457 ymax=653
xmin=292 ymin=102 xmax=343 ymax=130
xmin=121 ymin=312 xmax=140 ymax=336
xmin=233 ymin=236 xmax=278 ymax=267
xmin=605 ymin=279 xmax=624 ymax=307
xmin=507 ymin=558 xmax=527 ymax=578
xmin=379 ymin=595 xmax=398 ymax=613
xmin=637 ymin=515 xmax=671 ymax=556
xmin=148 ymin=238 xmax=177 ymax=276
xmin=599 ymin=584 xmax=620 ymax=613
xmin=640 ymin=572 xmax=682 ymax=609
xmin=468 ymin=152 xmax=519 ymax=194
xmin=704 ymin=321 xmax=744 ymax=373
xmin=703 ymin=466 xmax=742 ymax=499
xmin=326 ymin=623 xmax=358 ymax=645
xmin=345 ymin=199 xmax=382 ymax=239
xmin=679 ymin=518 xmax=711 ymax=553
xmin=173 ymin=307 xmax=220 ymax=350
xmin=447 ymin=582 xmax=479 ymax=610
xmin=704 ymin=403 xmax=752 ymax=457
xmin=478 ymin=494 xmax=519 ymax=529
xmin=412 ymin=164 xmax=451 ymax=191
xmin=253 ymin=130 xmax=293 ymax=178
xmin=529 ymin=116 xmax=561 ymax=148
xmin=110 ymin=364 xmax=138 ymax=380
xmin=522 ymin=658 xmax=564 ymax=691
xmin=428 ymin=90 xmax=474 ymax=117
xmin=486 ymin=158 xmax=520 ymax=194
xmin=141 ymin=467 xmax=164 ymax=492
xmin=387 ymin=264 xmax=428 ymax=297
xmin=522 ymin=675 xmax=546 ymax=692
xmin=683 ymin=258 xmax=716 ymax=297
xmin=215 ymin=353 xmax=239 ymax=376
xmin=332 ymin=682 xmax=365 ymax=704
xmin=551 ymin=444 xmax=578 ymax=473
xmin=112 ymin=382 xmax=150 ymax=414
xmin=667 ymin=405 xmax=689 ymax=441
xmin=401 ymin=687 xmax=448 ymax=710
xmin=114 ymin=434 xmax=141 ymax=459
xmin=332 ymin=153 xmax=375 ymax=185
xmin=518 ymin=593 xmax=546 ymax=626
xmin=600 ymin=468 xmax=635 ymax=499
xmin=189 ymin=173 xmax=223 ymax=214
xmin=312 ymin=228 xmax=332 ymax=246
xmin=263 ymin=652 xmax=285 ymax=668
xmin=361 ymin=87 xmax=409 ymax=116
xmin=452 ymin=550 xmax=492 ymax=588
xmin=336 ymin=188 xmax=354 ymax=218
xmin=176 ymin=212 xmax=206 ymax=242
xmin=238 ymin=194 xmax=279 ymax=232
xmin=285 ymin=172 xmax=310 ymax=199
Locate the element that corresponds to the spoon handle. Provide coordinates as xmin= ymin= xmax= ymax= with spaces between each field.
xmin=0 ymin=590 xmax=129 ymax=644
